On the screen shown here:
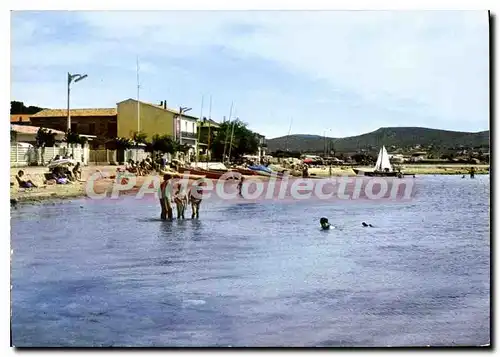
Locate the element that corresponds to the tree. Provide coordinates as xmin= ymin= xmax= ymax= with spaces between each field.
xmin=35 ymin=128 xmax=57 ymax=165
xmin=10 ymin=101 xmax=44 ymax=115
xmin=65 ymin=130 xmax=87 ymax=146
xmin=175 ymin=142 xmax=191 ymax=155
xmin=210 ymin=119 xmax=259 ymax=161
xmin=114 ymin=137 xmax=134 ymax=150
xmin=133 ymin=131 xmax=148 ymax=145
xmin=151 ymin=135 xmax=177 ymax=155
xmin=65 ymin=130 xmax=88 ymax=157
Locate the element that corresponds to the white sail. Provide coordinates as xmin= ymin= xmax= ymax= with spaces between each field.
xmin=374 ymin=146 xmax=393 ymax=172
xmin=374 ymin=148 xmax=383 ymax=171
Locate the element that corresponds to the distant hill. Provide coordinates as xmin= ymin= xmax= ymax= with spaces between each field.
xmin=266 ymin=127 xmax=490 ymax=153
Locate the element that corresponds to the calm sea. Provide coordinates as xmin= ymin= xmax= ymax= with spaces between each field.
xmin=10 ymin=175 xmax=490 ymax=347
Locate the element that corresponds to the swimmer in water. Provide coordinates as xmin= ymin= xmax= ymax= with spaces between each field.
xmin=237 ymin=176 xmax=245 ymax=197
xmin=320 ymin=217 xmax=331 ymax=230
xmin=362 ymin=222 xmax=374 ymax=227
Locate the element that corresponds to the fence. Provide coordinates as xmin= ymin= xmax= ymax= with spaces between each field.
xmin=10 ymin=144 xmax=90 ymax=167
xmin=88 ymin=148 xmax=150 ymax=165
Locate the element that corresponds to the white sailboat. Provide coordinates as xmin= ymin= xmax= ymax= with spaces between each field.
xmin=374 ymin=146 xmax=393 ymax=172
xmin=354 ymin=145 xmax=401 ymax=177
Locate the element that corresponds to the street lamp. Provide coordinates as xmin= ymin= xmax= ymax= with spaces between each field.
xmin=67 ymin=73 xmax=88 ymax=132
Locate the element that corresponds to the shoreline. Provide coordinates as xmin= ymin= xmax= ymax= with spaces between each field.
xmin=11 ymin=170 xmax=489 ymax=206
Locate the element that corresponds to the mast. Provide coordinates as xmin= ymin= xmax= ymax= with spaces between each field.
xmin=206 ymin=95 xmax=212 ymax=164
xmin=284 ymin=117 xmax=293 ymax=151
xmin=196 ymin=95 xmax=204 ymax=164
xmin=222 ymin=101 xmax=233 ymax=162
xmin=136 ymin=56 xmax=140 ymax=133
xmin=228 ymin=115 xmax=237 ymax=162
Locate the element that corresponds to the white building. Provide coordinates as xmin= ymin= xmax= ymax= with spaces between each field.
xmin=176 ymin=112 xmax=198 ymax=162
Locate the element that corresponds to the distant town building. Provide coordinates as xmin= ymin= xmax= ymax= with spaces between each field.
xmin=30 ymin=108 xmax=117 ymax=149
xmin=117 ymin=99 xmax=199 ymax=161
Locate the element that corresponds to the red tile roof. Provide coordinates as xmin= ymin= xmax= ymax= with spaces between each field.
xmin=11 ymin=124 xmax=65 ymax=135
xmin=31 ymin=108 xmax=117 ymax=118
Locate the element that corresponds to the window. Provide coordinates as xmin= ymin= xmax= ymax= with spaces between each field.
xmin=185 ymin=121 xmax=188 ymax=131
xmin=192 ymin=122 xmax=195 ymax=133
xmin=89 ymin=123 xmax=96 ymax=134
xmin=71 ymin=123 xmax=78 ymax=132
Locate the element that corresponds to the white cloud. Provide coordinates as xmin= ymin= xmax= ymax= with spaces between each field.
xmin=10 ymin=10 xmax=489 ymax=137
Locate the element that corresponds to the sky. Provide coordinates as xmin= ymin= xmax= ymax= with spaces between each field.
xmin=10 ymin=10 xmax=489 ymax=139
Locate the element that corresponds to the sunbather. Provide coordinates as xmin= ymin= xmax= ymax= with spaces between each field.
xmin=15 ymin=170 xmax=37 ymax=188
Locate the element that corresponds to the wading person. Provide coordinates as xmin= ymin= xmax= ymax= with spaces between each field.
xmin=159 ymin=173 xmax=173 ymax=220
xmin=173 ymin=183 xmax=188 ymax=219
xmin=237 ymin=176 xmax=245 ymax=197
xmin=188 ymin=181 xmax=204 ymax=219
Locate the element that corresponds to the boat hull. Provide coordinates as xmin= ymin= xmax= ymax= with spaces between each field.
xmin=177 ymin=167 xmax=239 ymax=180
xmin=232 ymin=167 xmax=260 ymax=176
xmin=353 ymin=169 xmax=401 ymax=177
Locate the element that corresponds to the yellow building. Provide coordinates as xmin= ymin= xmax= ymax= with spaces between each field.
xmin=117 ymin=99 xmax=175 ymax=140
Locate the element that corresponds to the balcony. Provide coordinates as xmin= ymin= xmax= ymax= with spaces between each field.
xmin=180 ymin=131 xmax=197 ymax=139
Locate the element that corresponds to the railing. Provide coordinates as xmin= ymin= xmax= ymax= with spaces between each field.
xmin=180 ymin=131 xmax=197 ymax=139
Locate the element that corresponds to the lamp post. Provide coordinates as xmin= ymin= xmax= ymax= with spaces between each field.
xmin=67 ymin=73 xmax=88 ymax=132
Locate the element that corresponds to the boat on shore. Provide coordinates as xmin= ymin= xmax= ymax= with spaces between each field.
xmin=248 ymin=165 xmax=285 ymax=178
xmin=231 ymin=167 xmax=260 ymax=176
xmin=177 ymin=166 xmax=240 ymax=180
xmin=353 ymin=146 xmax=402 ymax=177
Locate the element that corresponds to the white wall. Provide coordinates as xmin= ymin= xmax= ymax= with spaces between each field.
xmin=10 ymin=144 xmax=90 ymax=167
xmin=181 ymin=119 xmax=197 ymax=134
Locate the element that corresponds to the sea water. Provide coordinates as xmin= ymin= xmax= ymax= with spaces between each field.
xmin=10 ymin=175 xmax=490 ymax=347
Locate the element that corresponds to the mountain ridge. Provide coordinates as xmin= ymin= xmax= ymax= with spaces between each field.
xmin=266 ymin=127 xmax=489 ymax=153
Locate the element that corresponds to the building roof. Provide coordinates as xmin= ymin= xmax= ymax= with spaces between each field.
xmin=10 ymin=114 xmax=32 ymax=123
xmin=198 ymin=118 xmax=221 ymax=128
xmin=31 ymin=108 xmax=117 ymax=118
xmin=117 ymin=98 xmax=199 ymax=120
xmin=11 ymin=124 xmax=65 ymax=135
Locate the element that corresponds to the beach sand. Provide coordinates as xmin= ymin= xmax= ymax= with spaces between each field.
xmin=10 ymin=163 xmax=489 ymax=204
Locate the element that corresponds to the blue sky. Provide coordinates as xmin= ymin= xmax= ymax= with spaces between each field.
xmin=11 ymin=10 xmax=489 ymax=139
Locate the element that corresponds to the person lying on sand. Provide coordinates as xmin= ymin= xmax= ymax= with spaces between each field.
xmin=15 ymin=170 xmax=37 ymax=189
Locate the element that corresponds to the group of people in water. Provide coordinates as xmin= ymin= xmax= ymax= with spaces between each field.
xmin=159 ymin=173 xmax=205 ymax=220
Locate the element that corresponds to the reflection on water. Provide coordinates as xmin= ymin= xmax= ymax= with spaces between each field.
xmin=11 ymin=175 xmax=490 ymax=347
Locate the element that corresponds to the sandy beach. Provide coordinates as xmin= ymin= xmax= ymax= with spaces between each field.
xmin=10 ymin=163 xmax=489 ymax=204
